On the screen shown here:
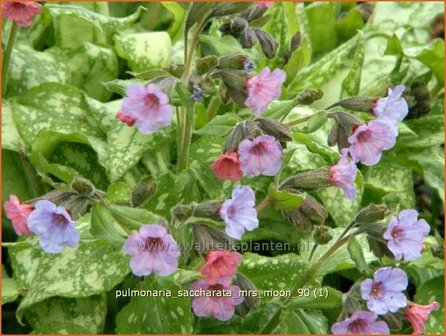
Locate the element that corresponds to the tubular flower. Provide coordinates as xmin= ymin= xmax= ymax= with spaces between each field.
xmin=3 ymin=195 xmax=32 ymax=236
xmin=201 ymin=250 xmax=242 ymax=285
xmin=329 ymin=149 xmax=357 ymax=200
xmin=373 ymin=85 xmax=409 ymax=126
xmin=2 ymin=1 xmax=41 ymax=27
xmin=404 ymin=301 xmax=440 ymax=334
xmin=331 ymin=311 xmax=390 ymax=334
xmin=211 ymin=152 xmax=243 ymax=181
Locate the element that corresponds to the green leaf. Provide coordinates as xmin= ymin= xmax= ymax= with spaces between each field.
xmin=279 ymin=308 xmax=328 ymax=334
xmin=363 ymin=161 xmax=415 ymax=209
xmin=286 ymin=34 xmax=358 ymax=97
xmin=268 ymin=183 xmax=306 ymax=210
xmin=90 ymin=203 xmax=128 ymax=244
xmin=238 ymin=253 xmax=308 ymax=292
xmin=7 ymin=241 xmax=130 ymax=321
xmin=115 ymin=276 xmax=193 ymax=334
xmin=414 ymin=276 xmax=444 ymax=334
xmin=114 ymin=32 xmax=171 ymax=73
xmin=384 ymin=34 xmax=404 ymax=57
xmin=11 ymin=83 xmax=103 ymax=147
xmin=110 ymin=204 xmax=161 ymax=230
xmin=1 ymin=100 xmax=26 ymax=152
xmin=161 ymin=2 xmax=187 ymax=42
xmin=335 ymin=8 xmax=364 ymax=43
xmin=25 ymin=295 xmax=106 ymax=334
xmin=347 ymin=236 xmax=370 ymax=274
xmin=341 ymin=32 xmax=365 ymax=97
xmin=64 ymin=42 xmax=119 ymax=101
xmin=5 ymin=44 xmax=69 ymax=98
xmin=199 ymin=35 xmax=260 ymax=60
xmin=398 ymin=115 xmax=444 ymax=149
xmin=32 ymin=323 xmax=91 ymax=334
xmin=287 ymin=286 xmax=342 ymax=310
xmin=195 ymin=113 xmax=242 ymax=136
xmin=305 ymin=2 xmax=338 ymax=57
xmin=409 ymin=39 xmax=444 ymax=85
xmin=2 ymin=267 xmax=20 ymax=304
xmin=44 ymin=4 xmax=144 ymax=49
xmin=106 ymin=182 xmax=132 ymax=205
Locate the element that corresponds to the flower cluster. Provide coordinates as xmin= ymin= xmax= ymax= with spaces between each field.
xmin=191 ymin=249 xmax=244 ymax=321
xmin=332 ymin=209 xmax=438 ymax=334
xmin=4 ymin=196 xmax=80 ymax=254
xmin=343 ymin=85 xmax=408 ymax=166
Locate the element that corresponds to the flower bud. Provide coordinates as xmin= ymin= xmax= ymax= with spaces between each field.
xmin=59 ymin=195 xmax=90 ymax=220
xmin=431 ymin=243 xmax=444 ymax=259
xmin=35 ymin=190 xmax=78 ymax=206
xmin=230 ymin=17 xmax=248 ymax=36
xmin=239 ymin=28 xmax=258 ymax=49
xmin=254 ymin=118 xmax=292 ymax=142
xmin=252 ymin=28 xmax=278 ymax=59
xmin=71 ymin=176 xmax=95 ymax=197
xmin=233 ymin=273 xmax=260 ymax=316
xmin=328 ymin=112 xmax=363 ymax=149
xmin=282 ymin=207 xmax=312 ymax=231
xmin=192 ymin=201 xmax=224 ymax=220
xmin=299 ymin=193 xmax=328 ymax=224
xmin=328 ymin=122 xmax=350 ymax=149
xmin=296 ymin=88 xmax=324 ymax=105
xmin=404 ymin=80 xmax=431 ymax=119
xmin=353 ymin=204 xmax=388 ymax=225
xmin=132 ymin=177 xmax=156 ymax=207
xmin=313 ymin=226 xmax=333 ymax=245
xmin=196 ymin=55 xmax=219 ymax=75
xmin=172 ymin=204 xmax=193 ymax=221
xmin=242 ymin=5 xmax=268 ymax=22
xmin=214 ymin=69 xmax=248 ymax=91
xmin=280 ymin=169 xmax=331 ymax=191
xmin=223 ymin=120 xmax=261 ymax=152
xmin=191 ymin=223 xmax=236 ymax=256
xmin=328 ymin=96 xmax=375 ymax=112
xmin=219 ymin=22 xmax=232 ymax=36
xmin=218 ymin=54 xmax=249 ymax=70
xmin=212 ymin=2 xmax=253 ymax=17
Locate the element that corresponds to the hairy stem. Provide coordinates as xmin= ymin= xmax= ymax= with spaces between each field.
xmin=283 ymin=114 xmax=313 ymax=127
xmin=255 ymin=197 xmax=272 ymax=213
xmin=2 ymin=21 xmax=18 ymax=96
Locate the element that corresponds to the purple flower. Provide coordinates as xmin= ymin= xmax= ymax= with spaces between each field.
xmin=383 ymin=209 xmax=430 ymax=261
xmin=119 ymin=83 xmax=173 ymax=134
xmin=329 ymin=149 xmax=357 ymax=200
xmin=238 ymin=135 xmax=283 ymax=177
xmin=190 ymin=87 xmax=205 ymax=101
xmin=2 ymin=2 xmax=41 ymax=28
xmin=245 ymin=67 xmax=286 ymax=115
xmin=373 ymin=85 xmax=408 ymax=126
xmin=243 ymin=59 xmax=255 ymax=73
xmin=347 ymin=120 xmax=397 ymax=166
xmin=331 ymin=311 xmax=390 ymax=334
xmin=123 ymin=224 xmax=180 ymax=277
xmin=191 ymin=279 xmax=244 ymax=321
xmin=219 ymin=186 xmax=259 ymax=239
xmin=27 ymin=200 xmax=80 ymax=254
xmin=361 ymin=267 xmax=408 ymax=315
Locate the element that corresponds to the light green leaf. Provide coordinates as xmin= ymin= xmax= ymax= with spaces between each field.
xmin=106 ymin=182 xmax=132 ymax=205
xmin=161 ymin=2 xmax=186 ymax=42
xmin=287 ymin=286 xmax=342 ymax=310
xmin=238 ymin=253 xmax=308 ymax=292
xmin=347 ymin=235 xmax=370 ymax=274
xmin=114 ymin=32 xmax=171 ymax=73
xmin=341 ymin=32 xmax=365 ymax=97
xmin=2 ymin=267 xmax=20 ymax=304
xmin=195 ymin=113 xmax=242 ymax=136
xmin=115 ymin=276 xmax=193 ymax=334
xmin=335 ymin=8 xmax=364 ymax=43
xmin=268 ymin=183 xmax=306 ymax=210
xmin=279 ymin=309 xmax=328 ymax=334
xmin=408 ymin=38 xmax=444 ymax=85
xmin=305 ymin=2 xmax=338 ymax=56
xmin=1 ymin=100 xmax=26 ymax=152
xmin=8 ymin=241 xmax=130 ymax=321
xmin=25 ymin=295 xmax=106 ymax=334
xmin=90 ymin=203 xmax=128 ymax=244
xmin=110 ymin=204 xmax=161 ymax=230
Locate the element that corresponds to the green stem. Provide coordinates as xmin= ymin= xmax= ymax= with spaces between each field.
xmin=206 ymin=96 xmax=220 ymax=122
xmin=284 ymin=114 xmax=313 ymax=127
xmin=255 ymin=197 xmax=272 ymax=213
xmin=308 ymin=243 xmax=318 ymax=262
xmin=2 ymin=21 xmax=18 ymax=96
xmin=177 ymin=104 xmax=194 ymax=171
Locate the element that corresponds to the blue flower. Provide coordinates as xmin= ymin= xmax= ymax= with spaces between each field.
xmin=372 ymin=85 xmax=408 ymax=126
xmin=27 ymin=200 xmax=80 ymax=254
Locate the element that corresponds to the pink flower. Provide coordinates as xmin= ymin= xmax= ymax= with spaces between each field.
xmin=211 ymin=152 xmax=243 ymax=181
xmin=191 ymin=279 xmax=244 ymax=321
xmin=238 ymin=135 xmax=282 ymax=177
xmin=123 ymin=224 xmax=180 ymax=277
xmin=3 ymin=195 xmax=32 ymax=236
xmin=347 ymin=120 xmax=397 ymax=166
xmin=404 ymin=301 xmax=440 ymax=334
xmin=116 ymin=111 xmax=135 ymax=126
xmin=245 ymin=67 xmax=286 ymax=115
xmin=2 ymin=1 xmax=41 ymax=27
xmin=201 ymin=250 xmax=242 ymax=285
xmin=383 ymin=209 xmax=430 ymax=261
xmin=119 ymin=83 xmax=173 ymax=134
xmin=331 ymin=311 xmax=390 ymax=334
xmin=256 ymin=2 xmax=274 ymax=8
xmin=373 ymin=85 xmax=408 ymax=126
xmin=329 ymin=149 xmax=357 ymax=200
